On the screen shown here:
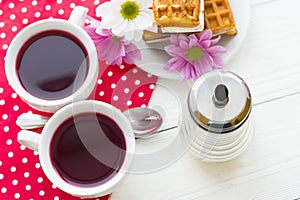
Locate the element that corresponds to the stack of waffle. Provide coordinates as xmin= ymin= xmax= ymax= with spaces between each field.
xmin=144 ymin=0 xmax=237 ymax=41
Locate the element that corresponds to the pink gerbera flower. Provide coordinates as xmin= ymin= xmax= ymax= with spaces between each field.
xmin=84 ymin=26 xmax=141 ymax=66
xmin=164 ymin=29 xmax=227 ymax=80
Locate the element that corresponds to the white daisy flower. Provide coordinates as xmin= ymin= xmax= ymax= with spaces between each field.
xmin=96 ymin=0 xmax=153 ymax=41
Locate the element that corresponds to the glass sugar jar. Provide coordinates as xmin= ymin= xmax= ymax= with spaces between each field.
xmin=180 ymin=70 xmax=254 ymax=162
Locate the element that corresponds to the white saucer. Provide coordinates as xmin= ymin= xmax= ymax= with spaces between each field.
xmin=133 ymin=0 xmax=250 ymax=80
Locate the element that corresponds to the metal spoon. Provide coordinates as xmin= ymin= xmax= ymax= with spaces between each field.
xmin=122 ymin=107 xmax=163 ymax=138
xmin=16 ymin=107 xmax=163 ymax=138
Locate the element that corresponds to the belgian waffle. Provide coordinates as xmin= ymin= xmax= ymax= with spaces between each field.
xmin=153 ymin=0 xmax=201 ymax=28
xmin=204 ymin=0 xmax=237 ymax=35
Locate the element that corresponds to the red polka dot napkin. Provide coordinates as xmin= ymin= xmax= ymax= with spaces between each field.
xmin=0 ymin=0 xmax=158 ymax=199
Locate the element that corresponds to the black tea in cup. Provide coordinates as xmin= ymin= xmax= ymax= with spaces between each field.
xmin=50 ymin=112 xmax=127 ymax=187
xmin=17 ymin=30 xmax=88 ymax=100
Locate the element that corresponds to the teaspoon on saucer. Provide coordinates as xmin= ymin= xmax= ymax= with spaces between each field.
xmin=16 ymin=107 xmax=163 ymax=139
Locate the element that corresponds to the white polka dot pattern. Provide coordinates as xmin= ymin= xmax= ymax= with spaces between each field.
xmin=0 ymin=1 xmax=158 ymax=200
xmin=45 ymin=5 xmax=52 ymax=11
xmin=25 ymin=185 xmax=31 ymax=191
xmin=8 ymin=3 xmax=15 ymax=9
xmin=10 ymin=166 xmax=16 ymax=173
xmin=34 ymin=11 xmax=41 ymax=18
xmin=32 ymin=1 xmax=38 ymax=6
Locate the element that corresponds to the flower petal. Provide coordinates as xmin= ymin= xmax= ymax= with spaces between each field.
xmin=189 ymin=38 xmax=200 ymax=48
xmin=210 ymin=56 xmax=224 ymax=68
xmin=124 ymin=43 xmax=141 ymax=64
xmin=139 ymin=9 xmax=154 ymax=22
xmin=108 ymin=56 xmax=121 ymax=66
xmin=95 ymin=27 xmax=112 ymax=37
xmin=107 ymin=43 xmax=126 ymax=64
xmin=169 ymin=35 xmax=180 ymax=46
xmin=119 ymin=0 xmax=128 ymax=4
xmin=125 ymin=42 xmax=141 ymax=56
xmin=178 ymin=34 xmax=189 ymax=44
xmin=181 ymin=62 xmax=196 ymax=80
xmin=164 ymin=45 xmax=175 ymax=53
xmin=126 ymin=20 xmax=137 ymax=32
xmin=95 ymin=2 xmax=111 ymax=17
xmin=97 ymin=0 xmax=123 ymax=30
xmin=189 ymin=63 xmax=201 ymax=80
xmin=111 ymin=20 xmax=129 ymax=36
xmin=133 ymin=29 xmax=144 ymax=41
xmin=138 ymin=0 xmax=152 ymax=9
xmin=87 ymin=16 xmax=101 ymax=27
xmin=165 ymin=46 xmax=187 ymax=58
xmin=101 ymin=14 xmax=123 ymax=30
xmin=199 ymin=56 xmax=214 ymax=73
xmin=133 ymin=13 xmax=153 ymax=30
xmin=179 ymin=39 xmax=189 ymax=49
xmin=123 ymin=29 xmax=136 ymax=41
xmin=165 ymin=57 xmax=186 ymax=71
xmin=188 ymin=33 xmax=198 ymax=42
xmin=199 ymin=40 xmax=211 ymax=48
xmin=207 ymin=45 xmax=227 ymax=56
xmin=96 ymin=38 xmax=112 ymax=60
xmin=198 ymin=29 xmax=212 ymax=42
xmin=210 ymin=35 xmax=221 ymax=46
xmin=84 ymin=26 xmax=97 ymax=37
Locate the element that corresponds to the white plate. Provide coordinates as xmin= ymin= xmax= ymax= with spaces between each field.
xmin=133 ymin=0 xmax=250 ymax=80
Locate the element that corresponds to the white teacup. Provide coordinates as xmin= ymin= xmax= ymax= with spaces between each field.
xmin=5 ymin=6 xmax=98 ymax=113
xmin=18 ymin=100 xmax=135 ymax=198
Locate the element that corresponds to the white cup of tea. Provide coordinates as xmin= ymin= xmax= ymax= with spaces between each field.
xmin=5 ymin=6 xmax=99 ymax=113
xmin=17 ymin=100 xmax=136 ymax=198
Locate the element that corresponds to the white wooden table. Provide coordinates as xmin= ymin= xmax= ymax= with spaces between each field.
xmin=111 ymin=0 xmax=300 ymax=199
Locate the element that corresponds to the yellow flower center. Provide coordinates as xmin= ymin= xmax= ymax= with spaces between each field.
xmin=187 ymin=46 xmax=204 ymax=61
xmin=120 ymin=1 xmax=140 ymax=21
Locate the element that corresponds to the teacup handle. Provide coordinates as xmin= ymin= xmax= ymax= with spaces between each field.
xmin=18 ymin=130 xmax=41 ymax=152
xmin=68 ymin=6 xmax=88 ymax=27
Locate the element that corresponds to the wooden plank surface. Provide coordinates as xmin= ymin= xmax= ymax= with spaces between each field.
xmin=111 ymin=0 xmax=300 ymax=199
xmin=112 ymin=85 xmax=300 ymax=200
xmin=227 ymin=0 xmax=300 ymax=105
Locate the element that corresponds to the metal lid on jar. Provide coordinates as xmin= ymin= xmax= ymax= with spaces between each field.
xmin=188 ymin=70 xmax=252 ymax=133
